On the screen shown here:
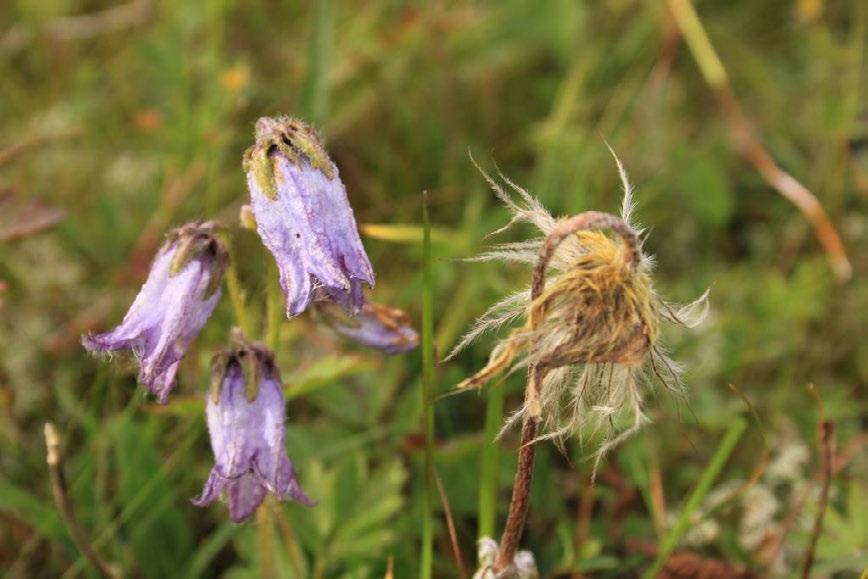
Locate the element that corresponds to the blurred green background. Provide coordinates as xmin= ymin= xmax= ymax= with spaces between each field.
xmin=1 ymin=0 xmax=866 ymax=577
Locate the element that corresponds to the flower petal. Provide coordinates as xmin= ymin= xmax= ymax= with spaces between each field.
xmin=225 ymin=473 xmax=267 ymax=522
xmin=191 ymin=467 xmax=226 ymax=507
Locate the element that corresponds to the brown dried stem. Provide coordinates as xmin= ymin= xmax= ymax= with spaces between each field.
xmin=0 ymin=128 xmax=83 ymax=167
xmin=667 ymin=0 xmax=851 ymax=281
xmin=801 ymin=420 xmax=835 ymax=579
xmin=434 ymin=469 xmax=469 ymax=579
xmin=494 ymin=211 xmax=639 ymax=572
xmin=44 ymin=423 xmax=120 ymax=579
xmin=570 ymin=474 xmax=595 ymax=579
xmin=1 ymin=0 xmax=153 ymax=55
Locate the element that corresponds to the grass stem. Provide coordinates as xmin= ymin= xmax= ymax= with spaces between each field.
xmin=420 ymin=192 xmax=436 ymax=579
xmin=225 ymin=255 xmax=253 ymax=338
xmin=478 ymin=381 xmax=504 ymax=539
xmin=643 ymin=416 xmax=747 ymax=579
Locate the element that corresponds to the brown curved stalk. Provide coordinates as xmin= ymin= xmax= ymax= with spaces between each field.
xmin=667 ymin=0 xmax=851 ymax=281
xmin=494 ymin=212 xmax=638 ymax=571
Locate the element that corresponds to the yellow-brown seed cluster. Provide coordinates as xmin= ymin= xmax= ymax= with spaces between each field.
xmin=457 ymin=229 xmax=657 ymax=390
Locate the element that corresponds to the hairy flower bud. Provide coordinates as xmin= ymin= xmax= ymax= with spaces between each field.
xmin=82 ymin=222 xmax=227 ymax=403
xmin=194 ymin=331 xmax=314 ymax=522
xmin=315 ymin=299 xmax=419 ymax=354
xmin=243 ymin=116 xmax=374 ymax=317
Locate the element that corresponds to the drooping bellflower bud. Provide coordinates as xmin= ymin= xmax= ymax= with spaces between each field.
xmin=315 ymin=298 xmax=419 ymax=354
xmin=82 ymin=222 xmax=227 ymax=403
xmin=243 ymin=116 xmax=374 ymax=317
xmin=193 ymin=331 xmax=314 ymax=522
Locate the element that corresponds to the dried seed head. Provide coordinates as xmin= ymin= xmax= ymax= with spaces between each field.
xmin=451 ymin=153 xmax=709 ymax=469
xmin=528 ymin=229 xmax=656 ymax=368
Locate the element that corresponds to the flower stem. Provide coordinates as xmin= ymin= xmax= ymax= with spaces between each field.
xmin=495 ymin=211 xmax=639 ymax=571
xmin=265 ymin=262 xmax=282 ymax=351
xmin=224 ymin=255 xmax=253 ymax=338
xmin=256 ymin=505 xmax=275 ymax=579
xmin=420 ymin=192 xmax=436 ymax=579
xmin=494 ymin=414 xmax=538 ymax=570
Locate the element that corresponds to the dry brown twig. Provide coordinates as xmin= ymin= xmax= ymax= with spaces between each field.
xmin=434 ymin=469 xmax=468 ymax=579
xmin=384 ymin=556 xmax=394 ymax=579
xmin=0 ymin=128 xmax=83 ymax=168
xmin=599 ymin=464 xmax=637 ymax=545
xmin=667 ymin=0 xmax=851 ymax=281
xmin=761 ymin=386 xmax=838 ymax=576
xmin=570 ymin=474 xmax=595 ymax=579
xmin=648 ymin=456 xmax=668 ymax=539
xmin=800 ymin=385 xmax=835 ymax=579
xmin=44 ymin=423 xmax=120 ymax=579
xmin=1 ymin=0 xmax=153 ymax=56
xmin=0 ymin=188 xmax=67 ymax=242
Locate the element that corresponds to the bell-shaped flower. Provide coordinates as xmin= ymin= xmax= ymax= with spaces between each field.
xmin=243 ymin=116 xmax=374 ymax=318
xmin=82 ymin=222 xmax=227 ymax=403
xmin=314 ymin=298 xmax=418 ymax=354
xmin=193 ymin=331 xmax=314 ymax=522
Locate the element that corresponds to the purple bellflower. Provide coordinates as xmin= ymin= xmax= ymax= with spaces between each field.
xmin=315 ymin=298 xmax=419 ymax=354
xmin=193 ymin=331 xmax=314 ymax=522
xmin=243 ymin=116 xmax=374 ymax=318
xmin=82 ymin=222 xmax=227 ymax=403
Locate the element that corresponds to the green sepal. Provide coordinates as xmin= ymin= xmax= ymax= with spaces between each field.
xmin=251 ymin=147 xmax=279 ymax=201
xmin=209 ymin=353 xmax=228 ymax=404
xmin=203 ymin=241 xmax=229 ymax=299
xmin=245 ymin=116 xmax=337 ymax=189
xmin=287 ymin=128 xmax=335 ymax=180
xmin=169 ymin=234 xmax=199 ymax=276
xmin=239 ymin=352 xmax=261 ymax=402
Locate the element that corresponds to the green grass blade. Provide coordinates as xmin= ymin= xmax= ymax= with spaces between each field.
xmin=420 ymin=192 xmax=435 ymax=579
xmin=187 ymin=522 xmax=239 ymax=579
xmin=643 ymin=416 xmax=748 ymax=579
xmin=302 ymin=0 xmax=335 ymax=127
xmin=478 ymin=381 xmax=504 ymax=539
